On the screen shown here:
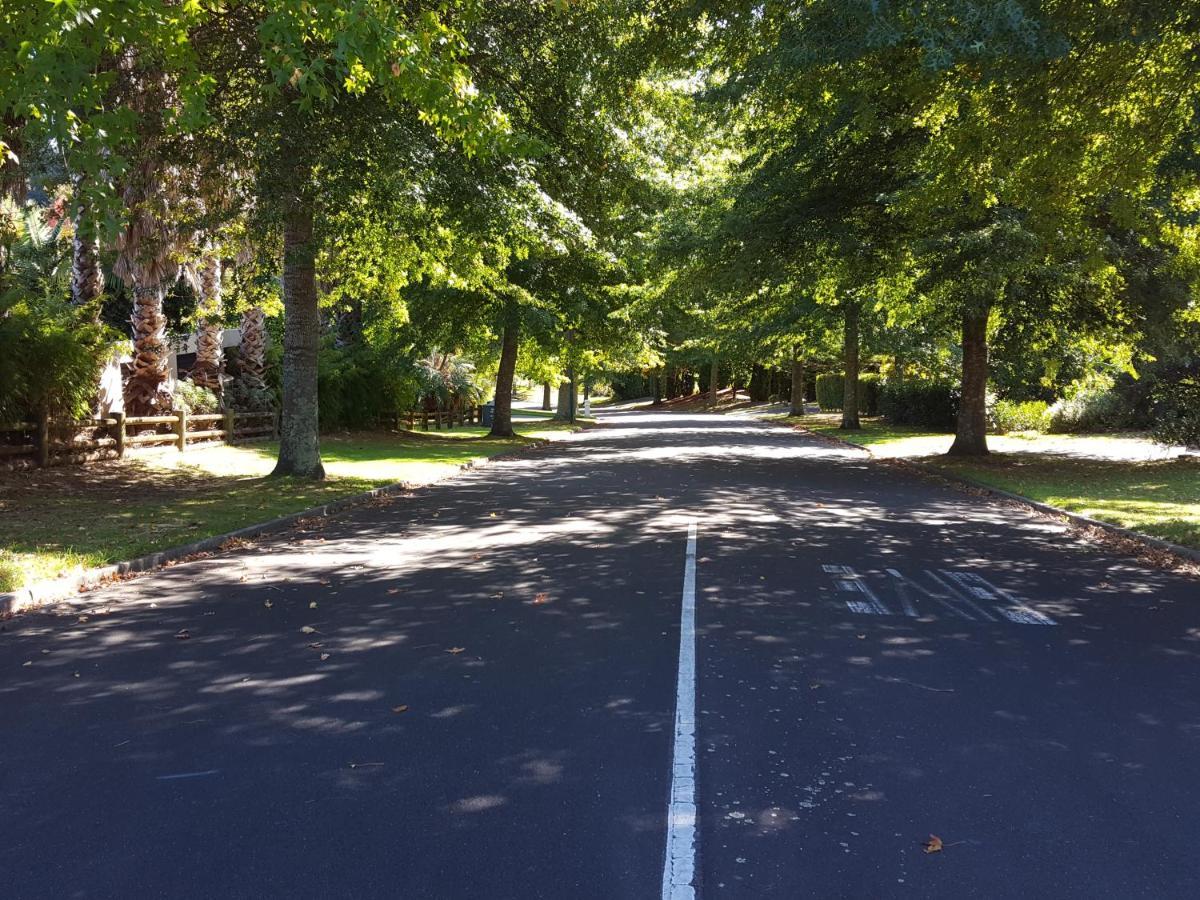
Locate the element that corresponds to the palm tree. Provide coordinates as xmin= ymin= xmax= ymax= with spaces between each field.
xmin=114 ymin=156 xmax=179 ymax=416
xmin=238 ymin=306 xmax=267 ymax=390
xmin=70 ymin=186 xmax=104 ymax=310
xmin=188 ymin=251 xmax=223 ymax=393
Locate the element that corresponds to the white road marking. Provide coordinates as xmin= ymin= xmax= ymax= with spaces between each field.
xmin=966 ymin=572 xmax=1057 ymax=625
xmin=884 ymin=568 xmax=920 ymax=617
xmin=156 ymin=769 xmax=220 ymax=780
xmin=662 ymin=521 xmax=698 ymax=900
xmin=823 ymin=565 xmax=890 ymax=615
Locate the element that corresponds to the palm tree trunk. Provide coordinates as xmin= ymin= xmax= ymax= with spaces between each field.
xmin=190 ymin=254 xmax=224 ymax=394
xmin=70 ymin=188 xmax=104 ymax=312
xmin=238 ymin=307 xmax=267 ymax=387
xmin=489 ymin=315 xmax=519 ymax=438
xmin=271 ymin=197 xmax=324 ymax=479
xmin=125 ymin=282 xmax=172 ymax=415
xmin=948 ymin=304 xmax=991 ymax=456
xmin=840 ymin=300 xmax=861 ymax=430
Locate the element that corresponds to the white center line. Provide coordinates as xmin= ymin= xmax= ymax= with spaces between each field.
xmin=662 ymin=520 xmax=698 ymax=900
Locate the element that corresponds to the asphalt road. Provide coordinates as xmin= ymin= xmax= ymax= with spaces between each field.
xmin=3 ymin=410 xmax=1200 ymax=899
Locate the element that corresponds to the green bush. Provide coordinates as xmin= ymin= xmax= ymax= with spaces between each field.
xmin=1152 ymin=378 xmax=1200 ymax=449
xmin=1047 ymin=389 xmax=1131 ymax=433
xmin=816 ymin=373 xmax=881 ymax=414
xmin=318 ymin=342 xmax=421 ymax=430
xmin=879 ymin=380 xmax=958 ymax=429
xmin=224 ymin=377 xmax=276 ymax=413
xmin=0 ymin=551 xmax=21 ymax=592
xmin=991 ymin=398 xmax=1051 ymax=434
xmin=175 ymin=380 xmax=220 ymax=414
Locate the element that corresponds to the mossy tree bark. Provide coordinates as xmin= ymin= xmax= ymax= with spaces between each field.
xmin=271 ymin=196 xmax=324 ymax=479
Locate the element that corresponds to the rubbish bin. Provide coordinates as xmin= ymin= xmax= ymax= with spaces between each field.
xmin=481 ymin=401 xmax=495 ymax=428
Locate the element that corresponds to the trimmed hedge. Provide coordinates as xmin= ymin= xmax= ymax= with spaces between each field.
xmin=815 ymin=372 xmax=881 ymax=414
xmin=1152 ymin=378 xmax=1200 ymax=449
xmin=879 ymin=380 xmax=958 ymax=429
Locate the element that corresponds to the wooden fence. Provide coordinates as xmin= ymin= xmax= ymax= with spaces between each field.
xmin=0 ymin=409 xmax=278 ymax=468
xmin=402 ymin=406 xmax=483 ymax=431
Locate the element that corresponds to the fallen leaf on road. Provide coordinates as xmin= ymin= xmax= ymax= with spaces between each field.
xmin=320 ymin=653 xmax=331 ymax=661
xmin=387 ymin=588 xmax=400 ymax=595
xmin=490 ymin=592 xmax=504 ymax=599
xmin=73 ymin=672 xmax=80 ymax=678
xmin=77 ymin=615 xmax=89 ymax=624
xmin=923 ymin=835 xmax=944 ymax=854
xmin=22 ymin=660 xmax=32 ymax=667
xmin=307 ymin=642 xmax=322 ymax=649
xmin=309 ymin=602 xmax=318 ymax=609
xmin=300 ymin=626 xmax=318 ymax=634
xmin=175 ymin=629 xmax=190 ymax=640
xmin=445 ymin=647 xmax=465 ymax=654
xmin=856 ymin=634 xmax=866 ymax=640
xmin=349 ymin=762 xmax=384 ymax=769
xmin=489 ymin=512 xmax=497 ymax=518
xmin=264 ymin=599 xmax=273 ymax=609
xmin=319 ymin=579 xmax=331 ymax=586
xmin=532 ymin=592 xmax=550 ymax=604
xmin=391 ymin=705 xmax=409 ymax=714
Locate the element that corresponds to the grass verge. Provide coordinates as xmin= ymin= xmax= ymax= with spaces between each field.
xmin=779 ymin=414 xmax=1200 ymax=551
xmin=0 ymin=423 xmax=575 ymax=591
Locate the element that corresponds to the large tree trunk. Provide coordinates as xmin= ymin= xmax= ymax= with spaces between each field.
xmin=840 ymin=301 xmax=861 ymax=430
xmin=790 ymin=350 xmax=806 ymax=417
xmin=556 ymin=380 xmax=571 ymax=419
xmin=709 ymin=358 xmax=719 ymax=404
xmin=190 ymin=254 xmax=224 ymax=394
xmin=652 ymin=370 xmax=663 ymax=406
xmin=948 ymin=304 xmax=991 ymax=456
xmin=567 ymin=366 xmax=577 ymax=423
xmin=489 ymin=316 xmax=519 ymax=438
xmin=272 ymin=199 xmax=324 ymax=479
xmin=541 ymin=381 xmax=552 ymax=411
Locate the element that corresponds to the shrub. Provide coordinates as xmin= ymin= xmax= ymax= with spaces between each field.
xmin=1152 ymin=378 xmax=1200 ymax=449
xmin=879 ymin=380 xmax=958 ymax=429
xmin=175 ymin=380 xmax=219 ymax=414
xmin=224 ymin=377 xmax=276 ymax=413
xmin=0 ymin=551 xmax=21 ymax=592
xmin=815 ymin=372 xmax=881 ymax=414
xmin=1047 ymin=389 xmax=1131 ymax=433
xmin=990 ymin=398 xmax=1051 ymax=434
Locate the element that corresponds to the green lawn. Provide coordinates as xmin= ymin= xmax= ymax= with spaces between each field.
xmin=0 ymin=423 xmax=575 ymax=592
xmin=780 ymin=413 xmax=1200 ymax=550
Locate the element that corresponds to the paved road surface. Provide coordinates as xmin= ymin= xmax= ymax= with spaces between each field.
xmin=3 ymin=411 xmax=1199 ymax=898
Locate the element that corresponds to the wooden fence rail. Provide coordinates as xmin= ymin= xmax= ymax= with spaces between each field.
xmin=0 ymin=408 xmax=280 ymax=468
xmin=402 ymin=406 xmax=483 ymax=431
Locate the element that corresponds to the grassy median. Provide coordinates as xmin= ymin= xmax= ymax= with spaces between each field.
xmin=0 ymin=421 xmax=576 ymax=592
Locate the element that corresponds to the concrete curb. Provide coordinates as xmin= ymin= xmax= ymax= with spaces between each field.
xmin=791 ymin=424 xmax=1200 ymax=569
xmin=0 ymin=435 xmax=559 ymax=619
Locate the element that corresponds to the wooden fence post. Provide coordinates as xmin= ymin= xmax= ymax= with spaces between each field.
xmin=224 ymin=408 xmax=236 ymax=444
xmin=175 ymin=408 xmax=188 ymax=451
xmin=113 ymin=412 xmax=126 ymax=458
xmin=37 ymin=411 xmax=50 ymax=467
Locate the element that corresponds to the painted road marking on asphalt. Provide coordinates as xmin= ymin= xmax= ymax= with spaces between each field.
xmin=822 ymin=564 xmax=890 ymax=615
xmin=662 ymin=520 xmax=698 ymax=900
xmin=824 ymin=566 xmax=1056 ymax=626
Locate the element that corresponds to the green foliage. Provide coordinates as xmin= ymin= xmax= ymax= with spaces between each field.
xmin=879 ymin=380 xmax=958 ymax=430
xmin=816 ymin=373 xmax=881 ymax=414
xmin=609 ymin=371 xmax=651 ymax=401
xmin=224 ymin=378 xmax=276 ymax=414
xmin=0 ymin=551 xmax=20 ymax=593
xmin=1152 ymin=379 xmax=1200 ymax=449
xmin=1047 ymin=376 xmax=1134 ymax=433
xmin=990 ymin=399 xmax=1051 ymax=434
xmin=175 ymin=380 xmax=219 ymax=414
xmin=318 ymin=343 xmax=419 ymax=431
